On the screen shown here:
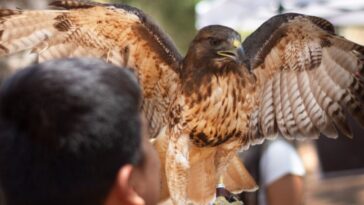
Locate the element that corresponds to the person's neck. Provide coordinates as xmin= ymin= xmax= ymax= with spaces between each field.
xmin=104 ymin=186 xmax=120 ymax=205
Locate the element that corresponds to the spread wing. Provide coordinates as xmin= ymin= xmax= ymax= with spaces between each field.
xmin=0 ymin=0 xmax=183 ymax=137
xmin=244 ymin=13 xmax=364 ymax=142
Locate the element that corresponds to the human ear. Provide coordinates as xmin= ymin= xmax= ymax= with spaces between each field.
xmin=116 ymin=165 xmax=145 ymax=205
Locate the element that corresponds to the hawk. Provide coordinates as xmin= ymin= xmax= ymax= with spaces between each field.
xmin=0 ymin=1 xmax=363 ymax=204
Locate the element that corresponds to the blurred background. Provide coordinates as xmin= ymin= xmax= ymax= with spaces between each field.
xmin=0 ymin=0 xmax=363 ymax=205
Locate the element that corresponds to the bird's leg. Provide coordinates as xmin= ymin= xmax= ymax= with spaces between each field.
xmin=165 ymin=133 xmax=190 ymax=205
xmin=215 ymin=146 xmax=238 ymax=181
xmin=150 ymin=127 xmax=170 ymax=201
xmin=214 ymin=145 xmax=239 ymax=193
xmin=216 ymin=175 xmax=226 ymax=197
xmin=216 ymin=175 xmax=225 ymax=193
xmin=218 ymin=176 xmax=224 ymax=187
xmin=215 ymin=174 xmax=244 ymax=204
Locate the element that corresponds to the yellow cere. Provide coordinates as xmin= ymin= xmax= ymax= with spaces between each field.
xmin=233 ymin=39 xmax=241 ymax=48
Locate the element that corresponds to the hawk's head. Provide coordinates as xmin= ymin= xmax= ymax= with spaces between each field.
xmin=183 ymin=25 xmax=244 ymax=74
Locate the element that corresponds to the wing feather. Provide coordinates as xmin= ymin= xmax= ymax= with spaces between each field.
xmin=0 ymin=1 xmax=183 ymax=137
xmin=273 ymin=72 xmax=289 ymax=138
xmin=244 ymin=13 xmax=364 ymax=142
xmin=288 ymin=71 xmax=314 ymax=138
xmin=296 ymin=71 xmax=321 ymax=139
xmin=281 ymin=70 xmax=300 ymax=138
xmin=259 ymin=77 xmax=276 ymax=138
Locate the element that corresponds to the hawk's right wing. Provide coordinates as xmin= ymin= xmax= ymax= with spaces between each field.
xmin=0 ymin=0 xmax=183 ymax=137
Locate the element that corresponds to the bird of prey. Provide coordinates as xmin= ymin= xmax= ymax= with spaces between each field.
xmin=1 ymin=0 xmax=364 ymax=204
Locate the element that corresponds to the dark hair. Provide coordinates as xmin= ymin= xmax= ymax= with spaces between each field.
xmin=0 ymin=58 xmax=142 ymax=205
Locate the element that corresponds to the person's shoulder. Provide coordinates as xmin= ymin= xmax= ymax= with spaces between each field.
xmin=260 ymin=139 xmax=305 ymax=186
xmin=264 ymin=139 xmax=297 ymax=157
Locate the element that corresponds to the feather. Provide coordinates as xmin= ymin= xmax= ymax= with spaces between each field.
xmin=259 ymin=79 xmax=276 ymax=138
xmin=151 ymin=129 xmax=169 ymax=202
xmin=307 ymin=71 xmax=338 ymax=138
xmin=248 ymin=13 xmax=364 ymax=141
xmin=273 ymin=72 xmax=290 ymax=138
xmin=2 ymin=5 xmax=364 ymax=204
xmin=296 ymin=71 xmax=322 ymax=139
xmin=289 ymin=71 xmax=318 ymax=139
xmin=0 ymin=3 xmax=182 ymax=139
xmin=187 ymin=147 xmax=217 ymax=204
xmin=224 ymin=155 xmax=258 ymax=193
xmin=281 ymin=70 xmax=300 ymax=138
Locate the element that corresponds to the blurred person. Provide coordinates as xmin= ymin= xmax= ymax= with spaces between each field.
xmin=240 ymin=138 xmax=305 ymax=205
xmin=0 ymin=58 xmax=160 ymax=205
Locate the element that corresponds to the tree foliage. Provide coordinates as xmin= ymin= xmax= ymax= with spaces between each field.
xmin=112 ymin=0 xmax=199 ymax=54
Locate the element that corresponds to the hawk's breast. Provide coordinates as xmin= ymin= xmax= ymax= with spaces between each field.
xmin=180 ymin=71 xmax=255 ymax=147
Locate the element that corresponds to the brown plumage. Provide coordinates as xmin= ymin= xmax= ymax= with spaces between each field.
xmin=244 ymin=13 xmax=364 ymax=142
xmin=1 ymin=1 xmax=364 ymax=204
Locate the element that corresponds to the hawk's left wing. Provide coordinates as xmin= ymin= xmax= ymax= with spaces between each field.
xmin=243 ymin=13 xmax=364 ymax=143
xmin=0 ymin=0 xmax=183 ymax=138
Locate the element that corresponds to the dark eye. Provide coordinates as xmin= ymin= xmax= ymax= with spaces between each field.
xmin=209 ymin=38 xmax=222 ymax=47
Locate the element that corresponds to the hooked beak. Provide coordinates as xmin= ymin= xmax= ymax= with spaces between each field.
xmin=217 ymin=39 xmax=244 ymax=64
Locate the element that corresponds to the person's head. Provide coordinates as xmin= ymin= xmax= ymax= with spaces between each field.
xmin=0 ymin=58 xmax=160 ymax=205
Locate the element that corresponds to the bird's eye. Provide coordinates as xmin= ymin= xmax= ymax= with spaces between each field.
xmin=209 ymin=38 xmax=222 ymax=47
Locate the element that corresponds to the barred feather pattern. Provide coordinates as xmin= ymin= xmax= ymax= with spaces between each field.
xmin=247 ymin=14 xmax=364 ymax=143
xmin=0 ymin=3 xmax=182 ymax=138
xmin=2 ymin=6 xmax=364 ymax=204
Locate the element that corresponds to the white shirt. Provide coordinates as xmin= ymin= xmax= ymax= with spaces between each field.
xmin=258 ymin=139 xmax=306 ymax=205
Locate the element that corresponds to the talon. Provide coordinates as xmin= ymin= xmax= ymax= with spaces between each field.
xmin=215 ymin=177 xmax=243 ymax=204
